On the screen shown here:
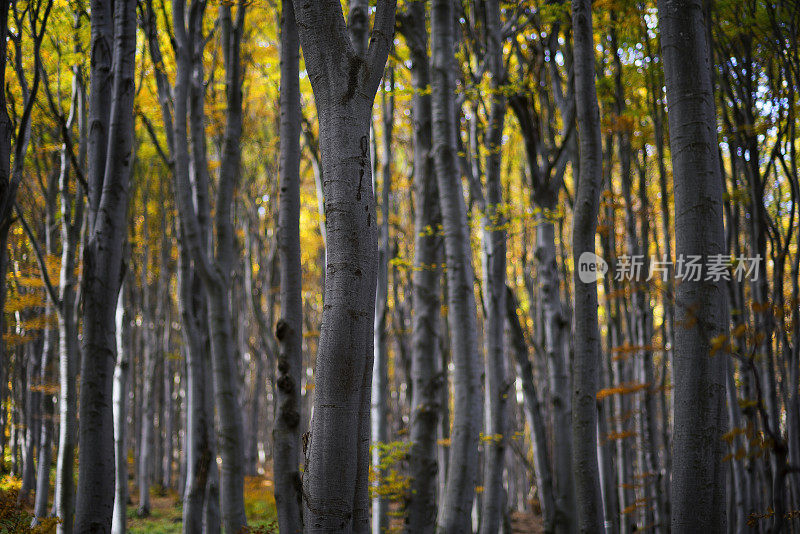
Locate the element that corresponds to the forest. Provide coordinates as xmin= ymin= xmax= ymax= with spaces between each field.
xmin=0 ymin=0 xmax=798 ymax=532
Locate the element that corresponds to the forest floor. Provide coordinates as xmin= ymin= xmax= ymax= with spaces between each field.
xmin=128 ymin=490 xmax=544 ymax=533
xmin=2 ymin=471 xmax=543 ymax=533
xmin=509 ymin=510 xmax=545 ymax=533
xmin=128 ymin=475 xmax=278 ymax=533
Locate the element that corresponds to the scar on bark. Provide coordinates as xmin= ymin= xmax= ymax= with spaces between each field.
xmin=341 ymin=55 xmax=365 ymax=104
xmin=356 ymin=135 xmax=368 ymax=201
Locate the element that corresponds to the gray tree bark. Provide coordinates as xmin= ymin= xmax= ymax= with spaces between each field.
xmin=274 ymin=0 xmax=303 ymax=530
xmin=397 ymin=2 xmax=443 ymax=531
xmin=505 ymin=286 xmax=556 ymax=533
xmin=479 ymin=1 xmax=508 ymax=532
xmin=169 ymin=1 xmax=249 ymax=530
xmin=658 ymin=0 xmax=729 ymax=530
xmin=371 ymin=69 xmax=393 ymax=534
xmin=571 ymin=0 xmax=605 ymax=531
xmin=74 ymin=0 xmax=137 ymax=530
xmin=139 ymin=1 xmax=217 ymax=529
xmin=54 ymin=55 xmax=86 ymax=534
xmin=137 ymin=243 xmax=155 ymax=517
xmin=431 ymin=0 xmax=482 ymax=530
xmin=289 ymin=1 xmax=395 ymax=531
xmin=178 ymin=230 xmax=215 ymax=534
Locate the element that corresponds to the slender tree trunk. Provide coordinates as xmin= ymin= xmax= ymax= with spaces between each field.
xmin=169 ymin=1 xmax=249 ymax=529
xmin=571 ymin=0 xmax=605 ymax=530
xmin=138 ymin=261 xmax=155 ymax=517
xmin=371 ymin=69 xmax=393 ymax=534
xmin=431 ymin=0 xmax=482 ymax=530
xmin=273 ymin=0 xmax=303 ymax=530
xmin=112 ymin=281 xmax=130 ymax=534
xmin=75 ymin=0 xmax=137 ymax=530
xmin=505 ymin=286 xmax=556 ymax=533
xmin=398 ymin=2 xmax=442 ymax=531
xmin=178 ymin=237 xmax=214 ymax=533
xmin=535 ymin=218 xmax=575 ymax=534
xmin=20 ymin=318 xmax=42 ymax=504
xmin=479 ymin=1 xmax=508 ymax=531
xmin=34 ymin=318 xmax=56 ymax=519
xmin=55 ymin=158 xmax=83 ymax=534
xmin=658 ymin=0 xmax=729 ymax=529
xmin=162 ymin=318 xmax=174 ymax=490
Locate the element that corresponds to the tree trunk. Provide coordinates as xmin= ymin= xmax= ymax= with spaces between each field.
xmin=505 ymin=286 xmax=556 ymax=533
xmin=290 ymin=1 xmax=395 ymax=531
xmin=34 ymin=319 xmax=56 ymax=519
xmin=479 ymin=2 xmax=508 ymax=532
xmin=658 ymin=0 xmax=729 ymax=529
xmin=138 ymin=262 xmax=155 ymax=517
xmin=169 ymin=1 xmax=249 ymax=530
xmin=74 ymin=0 xmax=137 ymax=530
xmin=273 ymin=0 xmax=303 ymax=530
xmin=112 ymin=281 xmax=131 ymax=534
xmin=431 ymin=0 xmax=482 ymax=530
xmin=571 ymin=0 xmax=605 ymax=530
xmin=371 ymin=68 xmax=393 ymax=534
xmin=178 ymin=233 xmax=215 ymax=533
xmin=397 ymin=2 xmax=442 ymax=531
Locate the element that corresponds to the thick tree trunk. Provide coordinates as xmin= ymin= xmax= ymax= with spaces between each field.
xmin=431 ymin=0 xmax=482 ymax=530
xmin=290 ymin=1 xmax=395 ymax=531
xmin=658 ymin=0 xmax=729 ymax=530
xmin=535 ymin=219 xmax=575 ymax=534
xmin=75 ymin=0 xmax=137 ymax=530
xmin=398 ymin=2 xmax=442 ymax=531
xmin=273 ymin=0 xmax=303 ymax=530
xmin=571 ymin=0 xmax=605 ymax=531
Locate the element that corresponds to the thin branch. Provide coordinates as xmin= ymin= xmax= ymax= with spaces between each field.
xmin=14 ymin=203 xmax=61 ymax=308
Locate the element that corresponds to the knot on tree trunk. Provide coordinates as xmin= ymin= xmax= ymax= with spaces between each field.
xmin=275 ymin=318 xmax=290 ymax=341
xmin=277 ymin=374 xmax=295 ymax=394
xmin=279 ymin=403 xmax=300 ymax=429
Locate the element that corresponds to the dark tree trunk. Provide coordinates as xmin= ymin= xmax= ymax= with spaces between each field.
xmin=658 ymin=0 xmax=730 ymax=529
xmin=74 ymin=0 xmax=137 ymax=530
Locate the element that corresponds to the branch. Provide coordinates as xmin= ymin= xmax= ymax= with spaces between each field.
xmin=14 ymin=203 xmax=61 ymax=308
xmin=363 ymin=0 xmax=397 ymax=98
xmin=138 ymin=110 xmax=173 ymax=169
xmin=39 ymin=60 xmax=88 ymax=193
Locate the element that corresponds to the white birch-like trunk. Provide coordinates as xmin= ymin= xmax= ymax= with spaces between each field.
xmin=112 ymin=282 xmax=130 ymax=534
